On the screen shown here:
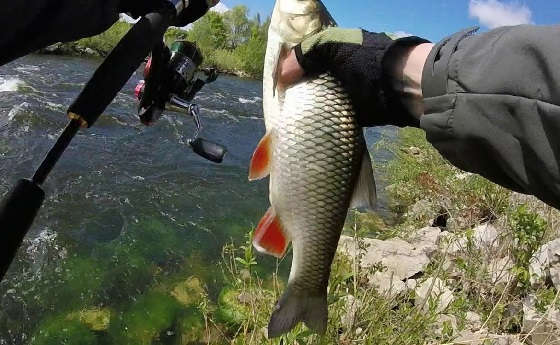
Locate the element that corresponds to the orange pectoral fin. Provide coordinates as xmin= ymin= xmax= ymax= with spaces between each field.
xmin=253 ymin=207 xmax=288 ymax=258
xmin=249 ymin=132 xmax=273 ymax=181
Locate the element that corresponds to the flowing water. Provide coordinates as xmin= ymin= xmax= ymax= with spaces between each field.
xmin=0 ymin=55 xmax=394 ymax=344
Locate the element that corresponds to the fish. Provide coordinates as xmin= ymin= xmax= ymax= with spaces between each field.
xmin=248 ymin=0 xmax=377 ymax=338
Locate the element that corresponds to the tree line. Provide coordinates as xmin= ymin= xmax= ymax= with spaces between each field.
xmin=41 ymin=6 xmax=269 ymax=79
xmin=166 ymin=5 xmax=269 ymax=79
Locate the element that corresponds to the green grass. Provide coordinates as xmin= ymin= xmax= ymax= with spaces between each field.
xmin=384 ymin=127 xmax=512 ymax=233
xmin=75 ymin=21 xmax=132 ymax=55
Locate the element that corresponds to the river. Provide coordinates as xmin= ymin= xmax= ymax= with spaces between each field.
xmin=0 ymin=54 xmax=394 ymax=344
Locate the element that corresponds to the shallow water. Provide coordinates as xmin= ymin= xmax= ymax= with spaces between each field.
xmin=0 ymin=55 xmax=394 ymax=344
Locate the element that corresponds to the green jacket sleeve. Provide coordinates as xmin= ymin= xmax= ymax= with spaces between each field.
xmin=421 ymin=25 xmax=560 ymax=209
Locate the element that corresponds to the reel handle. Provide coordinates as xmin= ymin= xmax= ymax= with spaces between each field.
xmin=189 ymin=138 xmax=227 ymax=163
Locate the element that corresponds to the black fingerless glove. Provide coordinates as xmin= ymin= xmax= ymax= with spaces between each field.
xmin=119 ymin=0 xmax=212 ymax=26
xmin=177 ymin=0 xmax=212 ymax=26
xmin=294 ymin=28 xmax=429 ymax=127
xmin=119 ymin=0 xmax=168 ymax=18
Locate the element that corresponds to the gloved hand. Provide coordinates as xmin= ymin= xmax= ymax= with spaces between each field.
xmin=121 ymin=0 xmax=219 ymax=26
xmin=1 ymin=0 xmax=219 ymax=66
xmin=282 ymin=27 xmax=430 ymax=127
xmin=177 ymin=0 xmax=219 ymax=26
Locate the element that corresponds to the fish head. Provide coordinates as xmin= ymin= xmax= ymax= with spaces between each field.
xmin=271 ymin=0 xmax=336 ymax=47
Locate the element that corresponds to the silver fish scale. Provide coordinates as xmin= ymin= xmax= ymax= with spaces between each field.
xmin=271 ymin=73 xmax=363 ymax=293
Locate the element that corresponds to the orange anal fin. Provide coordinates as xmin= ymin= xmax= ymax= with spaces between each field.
xmin=253 ymin=207 xmax=288 ymax=258
xmin=249 ymin=132 xmax=273 ymax=180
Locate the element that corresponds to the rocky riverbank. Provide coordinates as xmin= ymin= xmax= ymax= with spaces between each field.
xmin=337 ymin=215 xmax=560 ymax=345
xmin=38 ymin=42 xmax=103 ymax=58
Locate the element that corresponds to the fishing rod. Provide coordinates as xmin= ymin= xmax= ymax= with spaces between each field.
xmin=0 ymin=1 xmax=226 ymax=281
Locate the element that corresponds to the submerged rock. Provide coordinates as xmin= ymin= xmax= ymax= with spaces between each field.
xmin=67 ymin=308 xmax=111 ymax=331
xmin=171 ymin=276 xmax=206 ymax=307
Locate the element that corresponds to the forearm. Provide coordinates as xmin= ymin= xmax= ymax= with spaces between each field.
xmin=0 ymin=0 xmax=120 ymax=65
xmin=420 ymin=25 xmax=560 ymax=209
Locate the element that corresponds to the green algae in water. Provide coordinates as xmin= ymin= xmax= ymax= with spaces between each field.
xmin=174 ymin=307 xmax=206 ymax=345
xmin=34 ymin=256 xmax=107 ymax=312
xmin=118 ymin=218 xmax=193 ymax=265
xmin=31 ymin=317 xmax=97 ymax=345
xmin=109 ymin=291 xmax=181 ymax=345
xmin=100 ymin=244 xmax=158 ymax=302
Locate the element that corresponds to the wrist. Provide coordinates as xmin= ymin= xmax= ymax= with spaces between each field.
xmin=381 ymin=36 xmax=431 ymax=126
xmin=388 ymin=42 xmax=434 ymax=119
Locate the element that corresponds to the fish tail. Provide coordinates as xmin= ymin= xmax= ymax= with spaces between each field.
xmin=267 ymin=286 xmax=328 ymax=337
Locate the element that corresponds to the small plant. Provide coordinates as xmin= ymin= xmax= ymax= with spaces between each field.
xmin=535 ymin=287 xmax=560 ymax=313
xmin=234 ymin=230 xmax=258 ymax=273
xmin=509 ymin=205 xmax=547 ymax=289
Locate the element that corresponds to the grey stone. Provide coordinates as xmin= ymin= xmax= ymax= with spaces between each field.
xmin=83 ymin=48 xmax=98 ymax=56
xmin=453 ymin=331 xmax=520 ymax=345
xmin=340 ymin=295 xmax=362 ymax=330
xmin=472 ymin=223 xmax=500 ymax=249
xmin=530 ymin=238 xmax=560 ymax=289
xmin=522 ymin=295 xmax=560 ymax=345
xmin=548 ymin=240 xmax=560 ymax=289
xmin=406 ymin=146 xmax=422 ymax=156
xmin=489 ymin=257 xmax=514 ymax=285
xmin=338 ymin=235 xmax=430 ymax=281
xmin=408 ymin=226 xmax=443 ymax=257
xmin=414 ymin=278 xmax=454 ymax=313
xmin=405 ymin=279 xmax=418 ymax=290
xmin=338 ymin=228 xmax=442 ymax=295
xmin=465 ymin=311 xmax=482 ymax=331
xmin=434 ymin=314 xmax=458 ymax=337
xmin=439 ymin=223 xmax=499 ymax=255
xmin=438 ymin=231 xmax=466 ymax=255
xmin=530 ymin=243 xmax=550 ymax=286
xmin=368 ymin=271 xmax=407 ymax=295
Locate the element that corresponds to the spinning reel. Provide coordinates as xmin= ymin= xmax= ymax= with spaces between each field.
xmin=134 ymin=40 xmax=226 ymax=163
